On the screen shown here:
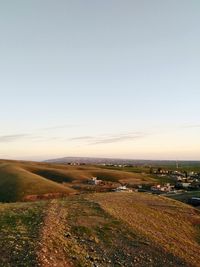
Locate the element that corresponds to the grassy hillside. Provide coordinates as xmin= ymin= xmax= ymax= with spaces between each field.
xmin=0 ymin=162 xmax=74 ymax=202
xmin=23 ymin=163 xmax=154 ymax=185
xmin=89 ymin=192 xmax=200 ymax=267
xmin=0 ymin=195 xmax=193 ymax=267
xmin=1 ymin=159 xmax=199 ymax=266
xmin=0 ymin=201 xmax=46 ymax=266
xmin=0 ymin=159 xmax=155 ymax=202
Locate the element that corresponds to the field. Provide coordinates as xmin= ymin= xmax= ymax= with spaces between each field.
xmin=1 ymin=193 xmax=200 ymax=266
xmin=97 ymin=161 xmax=200 ymax=174
xmin=0 ymin=201 xmax=45 ymax=267
xmin=0 ymin=159 xmax=200 ymax=266
xmin=88 ymin=192 xmax=200 ymax=267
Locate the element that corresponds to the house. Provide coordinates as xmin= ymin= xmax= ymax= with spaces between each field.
xmin=88 ymin=177 xmax=102 ymax=185
xmin=113 ymin=185 xmax=132 ymax=192
xmin=151 ymin=183 xmax=174 ymax=193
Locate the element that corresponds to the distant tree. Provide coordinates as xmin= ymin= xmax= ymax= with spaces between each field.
xmin=149 ymin=167 xmax=153 ymax=174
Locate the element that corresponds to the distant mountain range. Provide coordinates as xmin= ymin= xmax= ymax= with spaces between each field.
xmin=44 ymin=156 xmax=200 ymax=166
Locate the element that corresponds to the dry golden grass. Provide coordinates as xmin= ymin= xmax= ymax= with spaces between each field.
xmin=88 ymin=192 xmax=200 ymax=267
xmin=1 ymin=192 xmax=199 ymax=266
xmin=0 ymin=162 xmax=75 ymax=202
xmin=0 ymin=160 xmax=153 ymax=202
xmin=21 ymin=161 xmax=155 ymax=185
xmin=0 ymin=159 xmax=154 ymax=202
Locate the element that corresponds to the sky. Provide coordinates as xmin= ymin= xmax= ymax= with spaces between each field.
xmin=0 ymin=0 xmax=200 ymax=161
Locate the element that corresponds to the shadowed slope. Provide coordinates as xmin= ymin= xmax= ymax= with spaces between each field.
xmin=26 ymin=166 xmax=90 ymax=184
xmin=23 ymin=162 xmax=155 ymax=185
xmin=0 ymin=159 xmax=155 ymax=202
xmin=0 ymin=163 xmax=75 ymax=202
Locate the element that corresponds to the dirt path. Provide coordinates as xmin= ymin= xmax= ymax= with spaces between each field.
xmin=37 ymin=199 xmax=73 ymax=267
xmin=36 ymin=195 xmax=191 ymax=267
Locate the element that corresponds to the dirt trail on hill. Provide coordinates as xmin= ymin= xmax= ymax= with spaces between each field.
xmin=35 ymin=196 xmax=190 ymax=267
xmin=37 ymin=200 xmax=73 ymax=267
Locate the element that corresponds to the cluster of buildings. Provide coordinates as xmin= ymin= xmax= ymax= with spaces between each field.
xmin=86 ymin=167 xmax=200 ymax=199
xmin=87 ymin=177 xmax=133 ymax=192
xmin=151 ymin=183 xmax=175 ymax=193
xmin=152 ymin=168 xmax=200 ymax=190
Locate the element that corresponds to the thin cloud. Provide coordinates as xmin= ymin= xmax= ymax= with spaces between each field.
xmin=41 ymin=124 xmax=81 ymax=131
xmin=182 ymin=124 xmax=200 ymax=129
xmin=92 ymin=133 xmax=145 ymax=145
xmin=0 ymin=134 xmax=48 ymax=143
xmin=0 ymin=134 xmax=28 ymax=143
xmin=70 ymin=136 xmax=94 ymax=141
xmin=23 ymin=134 xmax=67 ymax=143
xmin=69 ymin=132 xmax=147 ymax=145
xmin=0 ymin=131 xmax=146 ymax=145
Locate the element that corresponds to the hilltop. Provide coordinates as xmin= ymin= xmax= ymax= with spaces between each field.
xmin=0 ymin=192 xmax=200 ymax=266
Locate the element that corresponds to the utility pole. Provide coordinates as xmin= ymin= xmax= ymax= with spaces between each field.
xmin=176 ymin=161 xmax=179 ymax=169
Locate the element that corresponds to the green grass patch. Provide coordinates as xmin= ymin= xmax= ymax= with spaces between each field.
xmin=167 ymin=191 xmax=200 ymax=202
xmin=0 ymin=201 xmax=46 ymax=267
xmin=152 ymin=175 xmax=176 ymax=185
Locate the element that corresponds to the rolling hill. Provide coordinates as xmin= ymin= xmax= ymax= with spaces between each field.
xmin=0 ymin=161 xmax=75 ymax=202
xmin=0 ymin=159 xmax=155 ymax=202
xmin=0 ymin=192 xmax=200 ymax=266
xmin=0 ymin=159 xmax=200 ymax=266
xmin=89 ymin=192 xmax=200 ymax=267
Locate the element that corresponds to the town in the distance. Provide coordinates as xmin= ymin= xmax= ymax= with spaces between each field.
xmin=46 ymin=157 xmax=200 ymax=207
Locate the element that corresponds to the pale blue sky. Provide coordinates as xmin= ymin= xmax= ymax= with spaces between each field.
xmin=0 ymin=0 xmax=200 ymax=160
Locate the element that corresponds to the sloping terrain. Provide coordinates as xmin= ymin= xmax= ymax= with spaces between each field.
xmin=35 ymin=197 xmax=186 ymax=267
xmin=1 ymin=159 xmax=199 ymax=266
xmin=0 ymin=201 xmax=46 ymax=267
xmin=0 ymin=159 xmax=154 ymax=202
xmin=89 ymin=192 xmax=200 ymax=267
xmin=0 ymin=194 xmax=193 ymax=267
xmin=0 ymin=162 xmax=74 ymax=202
xmin=23 ymin=162 xmax=154 ymax=185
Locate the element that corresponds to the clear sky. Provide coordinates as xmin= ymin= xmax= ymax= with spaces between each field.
xmin=0 ymin=0 xmax=200 ymax=161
